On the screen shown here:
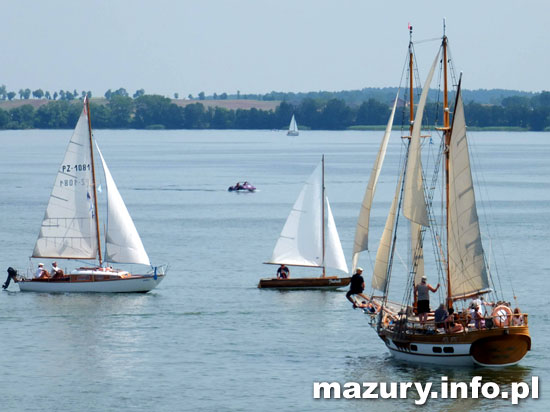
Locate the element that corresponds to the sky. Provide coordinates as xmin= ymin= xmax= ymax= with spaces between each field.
xmin=1 ymin=0 xmax=548 ymax=98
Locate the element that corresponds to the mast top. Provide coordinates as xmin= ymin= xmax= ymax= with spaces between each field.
xmin=443 ymin=17 xmax=446 ymax=36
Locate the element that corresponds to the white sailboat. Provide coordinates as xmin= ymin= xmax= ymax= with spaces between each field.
xmin=18 ymin=98 xmax=166 ymax=293
xmin=287 ymin=114 xmax=299 ymax=136
xmin=353 ymin=26 xmax=530 ymax=366
xmin=259 ymin=156 xmax=350 ymax=289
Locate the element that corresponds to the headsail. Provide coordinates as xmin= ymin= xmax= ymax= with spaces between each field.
xmin=325 ymin=198 xmax=349 ymax=273
xmin=447 ymin=84 xmax=489 ymax=298
xmin=402 ymin=50 xmax=440 ymax=227
xmin=32 ymin=105 xmax=98 ymax=259
xmin=372 ymin=170 xmax=403 ymax=292
xmin=96 ymin=144 xmax=151 ymax=266
xmin=352 ymin=94 xmax=399 ymax=272
xmin=268 ymin=162 xmax=323 ymax=267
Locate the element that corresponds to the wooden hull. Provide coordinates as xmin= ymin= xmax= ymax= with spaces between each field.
xmin=18 ymin=274 xmax=165 ymax=293
xmin=378 ymin=325 xmax=531 ymax=367
xmin=258 ymin=276 xmax=351 ymax=289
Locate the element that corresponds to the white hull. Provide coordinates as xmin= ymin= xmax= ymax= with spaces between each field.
xmin=18 ymin=275 xmax=164 ymax=293
xmin=287 ymin=131 xmax=299 ymax=136
xmin=385 ymin=340 xmax=475 ymax=366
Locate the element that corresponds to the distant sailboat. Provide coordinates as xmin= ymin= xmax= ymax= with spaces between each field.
xmin=287 ymin=114 xmax=299 ymax=136
xmin=259 ymin=156 xmax=350 ymax=289
xmin=353 ymin=25 xmax=530 ymax=366
xmin=17 ymin=97 xmax=166 ymax=293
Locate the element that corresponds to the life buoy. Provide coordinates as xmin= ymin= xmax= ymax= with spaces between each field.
xmin=492 ymin=305 xmax=512 ymax=327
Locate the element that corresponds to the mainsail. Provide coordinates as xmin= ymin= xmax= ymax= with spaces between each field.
xmin=32 ymin=105 xmax=98 ymax=259
xmin=447 ymin=85 xmax=489 ymax=298
xmin=268 ymin=160 xmax=348 ymax=272
xmin=288 ymin=115 xmax=298 ymax=134
xmin=352 ymin=94 xmax=399 ymax=272
xmin=97 ymin=145 xmax=151 ymax=266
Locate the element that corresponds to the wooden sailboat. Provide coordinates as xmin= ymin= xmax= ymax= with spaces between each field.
xmin=287 ymin=114 xmax=299 ymax=136
xmin=354 ymin=25 xmax=530 ymax=366
xmin=259 ymin=156 xmax=350 ymax=289
xmin=17 ymin=97 xmax=166 ymax=293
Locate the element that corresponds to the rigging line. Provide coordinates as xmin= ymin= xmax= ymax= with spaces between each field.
xmin=414 ymin=36 xmax=442 ymax=44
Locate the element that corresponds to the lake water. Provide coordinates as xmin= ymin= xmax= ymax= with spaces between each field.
xmin=0 ymin=129 xmax=548 ymax=411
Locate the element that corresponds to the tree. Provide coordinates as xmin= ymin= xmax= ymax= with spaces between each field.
xmin=7 ymin=91 xmax=16 ymax=100
xmin=198 ymin=91 xmax=205 ymax=100
xmin=45 ymin=91 xmax=51 ymax=100
xmin=133 ymin=89 xmax=145 ymax=99
xmin=53 ymin=91 xmax=58 ymax=100
xmin=174 ymin=92 xmax=179 ymax=99
xmin=183 ymin=102 xmax=206 ymax=128
xmin=220 ymin=92 xmax=228 ymax=100
xmin=105 ymin=89 xmax=112 ymax=100
xmin=319 ymin=99 xmax=352 ymax=129
xmin=188 ymin=94 xmax=193 ymax=100
xmin=133 ymin=94 xmax=174 ymax=128
xmin=10 ymin=104 xmax=35 ymax=128
xmin=0 ymin=84 xmax=6 ymax=100
xmin=32 ymin=89 xmax=45 ymax=99
xmin=109 ymin=95 xmax=133 ymax=127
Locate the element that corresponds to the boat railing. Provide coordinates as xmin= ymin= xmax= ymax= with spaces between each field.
xmin=381 ymin=310 xmax=528 ymax=335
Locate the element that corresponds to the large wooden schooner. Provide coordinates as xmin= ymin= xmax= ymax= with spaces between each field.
xmin=352 ymin=24 xmax=530 ymax=366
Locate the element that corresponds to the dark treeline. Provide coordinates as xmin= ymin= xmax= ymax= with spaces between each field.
xmin=1 ymin=92 xmax=549 ymax=131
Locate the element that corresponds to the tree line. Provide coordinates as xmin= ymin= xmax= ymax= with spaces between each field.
xmin=0 ymin=92 xmax=549 ymax=131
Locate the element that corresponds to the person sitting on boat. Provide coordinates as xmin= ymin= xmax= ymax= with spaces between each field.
xmin=276 ymin=264 xmax=289 ymax=279
xmin=34 ymin=263 xmax=49 ymax=280
xmin=434 ymin=304 xmax=448 ymax=329
xmin=346 ymin=267 xmax=368 ymax=308
xmin=234 ymin=182 xmax=242 ymax=190
xmin=512 ymin=308 xmax=524 ymax=326
xmin=473 ymin=305 xmax=485 ymax=329
xmin=414 ymin=276 xmax=440 ymax=325
xmin=51 ymin=261 xmax=64 ymax=279
xmin=444 ymin=308 xmax=464 ymax=333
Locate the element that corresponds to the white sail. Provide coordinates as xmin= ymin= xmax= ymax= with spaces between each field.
xmin=32 ymin=105 xmax=98 ymax=259
xmin=287 ymin=115 xmax=299 ymax=136
xmin=325 ymin=198 xmax=349 ymax=273
xmin=352 ymin=94 xmax=399 ymax=272
xmin=269 ymin=162 xmax=323 ymax=266
xmin=402 ymin=50 xmax=440 ymax=227
xmin=97 ymin=145 xmax=151 ymax=266
xmin=447 ymin=87 xmax=489 ymax=298
xmin=372 ymin=171 xmax=403 ymax=292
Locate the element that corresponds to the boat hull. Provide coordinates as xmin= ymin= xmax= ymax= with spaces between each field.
xmin=17 ymin=274 xmax=165 ymax=293
xmin=258 ymin=276 xmax=351 ymax=289
xmin=287 ymin=131 xmax=299 ymax=136
xmin=378 ymin=326 xmax=531 ymax=367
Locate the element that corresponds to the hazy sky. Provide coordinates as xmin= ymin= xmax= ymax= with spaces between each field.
xmin=2 ymin=0 xmax=548 ymax=98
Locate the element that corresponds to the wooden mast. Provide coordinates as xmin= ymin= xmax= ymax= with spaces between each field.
xmin=409 ymin=25 xmax=415 ymax=136
xmin=86 ymin=96 xmax=103 ymax=266
xmin=321 ymin=154 xmax=326 ymax=277
xmin=442 ymin=22 xmax=452 ymax=309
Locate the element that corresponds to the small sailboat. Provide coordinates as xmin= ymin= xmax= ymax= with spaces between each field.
xmin=17 ymin=97 xmax=166 ymax=293
xmin=353 ymin=25 xmax=530 ymax=366
xmin=287 ymin=114 xmax=299 ymax=136
xmin=259 ymin=156 xmax=350 ymax=289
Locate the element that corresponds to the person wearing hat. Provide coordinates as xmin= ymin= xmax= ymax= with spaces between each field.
xmin=34 ymin=263 xmax=50 ymax=280
xmin=414 ymin=275 xmax=440 ymax=324
xmin=346 ymin=267 xmax=368 ymax=308
xmin=51 ymin=261 xmax=64 ymax=279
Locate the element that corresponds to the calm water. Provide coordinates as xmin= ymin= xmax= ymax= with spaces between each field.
xmin=0 ymin=129 xmax=548 ymax=411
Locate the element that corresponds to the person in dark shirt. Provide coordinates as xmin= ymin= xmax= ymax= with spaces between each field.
xmin=276 ymin=264 xmax=290 ymax=279
xmin=434 ymin=304 xmax=448 ymax=328
xmin=346 ymin=267 xmax=368 ymax=307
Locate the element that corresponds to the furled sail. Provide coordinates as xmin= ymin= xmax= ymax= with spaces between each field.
xmin=402 ymin=50 xmax=440 ymax=227
xmin=372 ymin=170 xmax=403 ymax=292
xmin=352 ymin=94 xmax=399 ymax=272
xmin=32 ymin=105 xmax=98 ymax=259
xmin=411 ymin=221 xmax=425 ymax=285
xmin=96 ymin=145 xmax=151 ymax=266
xmin=268 ymin=162 xmax=323 ymax=267
xmin=447 ymin=85 xmax=489 ymax=298
xmin=325 ymin=198 xmax=349 ymax=273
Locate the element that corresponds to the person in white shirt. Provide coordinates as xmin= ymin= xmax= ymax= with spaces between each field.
xmin=51 ymin=261 xmax=64 ymax=279
xmin=34 ymin=263 xmax=49 ymax=279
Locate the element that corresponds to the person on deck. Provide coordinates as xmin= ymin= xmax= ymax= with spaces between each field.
xmin=346 ymin=267 xmax=368 ymax=308
xmin=51 ymin=261 xmax=64 ymax=279
xmin=414 ymin=275 xmax=440 ymax=325
xmin=34 ymin=263 xmax=49 ymax=280
xmin=434 ymin=304 xmax=448 ymax=328
xmin=276 ymin=264 xmax=289 ymax=279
